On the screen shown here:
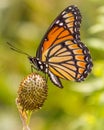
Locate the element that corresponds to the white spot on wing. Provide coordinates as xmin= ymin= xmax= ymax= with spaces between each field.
xmin=40 ymin=65 xmax=43 ymax=70
xmin=74 ymin=12 xmax=77 ymax=15
xmin=38 ymin=61 xmax=42 ymax=64
xmin=62 ymin=11 xmax=66 ymax=15
xmin=56 ymin=20 xmax=60 ymax=24
xmin=59 ymin=22 xmax=63 ymax=26
xmin=69 ymin=7 xmax=72 ymax=10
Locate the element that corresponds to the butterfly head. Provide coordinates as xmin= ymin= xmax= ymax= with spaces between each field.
xmin=28 ymin=56 xmax=48 ymax=73
xmin=28 ymin=56 xmax=39 ymax=70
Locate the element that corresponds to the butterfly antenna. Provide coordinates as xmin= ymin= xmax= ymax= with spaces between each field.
xmin=7 ymin=42 xmax=31 ymax=57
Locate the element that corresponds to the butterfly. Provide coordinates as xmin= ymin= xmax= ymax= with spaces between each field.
xmin=8 ymin=5 xmax=93 ymax=88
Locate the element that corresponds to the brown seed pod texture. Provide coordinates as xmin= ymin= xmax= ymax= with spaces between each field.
xmin=17 ymin=73 xmax=48 ymax=111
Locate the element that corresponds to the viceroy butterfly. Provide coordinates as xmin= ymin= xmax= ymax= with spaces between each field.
xmin=8 ymin=5 xmax=93 ymax=88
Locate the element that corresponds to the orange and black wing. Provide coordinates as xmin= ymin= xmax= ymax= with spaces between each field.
xmin=47 ymin=40 xmax=92 ymax=88
xmin=36 ymin=5 xmax=93 ymax=88
xmin=36 ymin=5 xmax=81 ymax=59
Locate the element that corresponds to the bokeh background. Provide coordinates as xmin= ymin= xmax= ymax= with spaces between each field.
xmin=0 ymin=0 xmax=104 ymax=130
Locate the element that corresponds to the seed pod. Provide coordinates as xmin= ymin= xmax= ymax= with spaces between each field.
xmin=17 ymin=73 xmax=48 ymax=111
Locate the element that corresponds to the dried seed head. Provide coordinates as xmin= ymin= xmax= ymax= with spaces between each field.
xmin=17 ymin=73 xmax=48 ymax=111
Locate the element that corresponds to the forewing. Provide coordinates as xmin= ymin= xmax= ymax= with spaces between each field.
xmin=36 ymin=5 xmax=81 ymax=60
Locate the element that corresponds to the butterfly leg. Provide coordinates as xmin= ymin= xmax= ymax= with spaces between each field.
xmin=45 ymin=73 xmax=48 ymax=83
xmin=31 ymin=64 xmax=36 ymax=72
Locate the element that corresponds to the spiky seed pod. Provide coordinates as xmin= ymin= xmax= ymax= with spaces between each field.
xmin=17 ymin=73 xmax=48 ymax=111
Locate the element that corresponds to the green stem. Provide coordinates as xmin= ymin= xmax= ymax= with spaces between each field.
xmin=26 ymin=111 xmax=33 ymax=125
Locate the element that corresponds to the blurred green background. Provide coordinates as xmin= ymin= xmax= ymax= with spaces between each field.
xmin=0 ymin=0 xmax=104 ymax=130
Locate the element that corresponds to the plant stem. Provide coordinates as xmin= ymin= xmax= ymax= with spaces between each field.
xmin=16 ymin=98 xmax=32 ymax=130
